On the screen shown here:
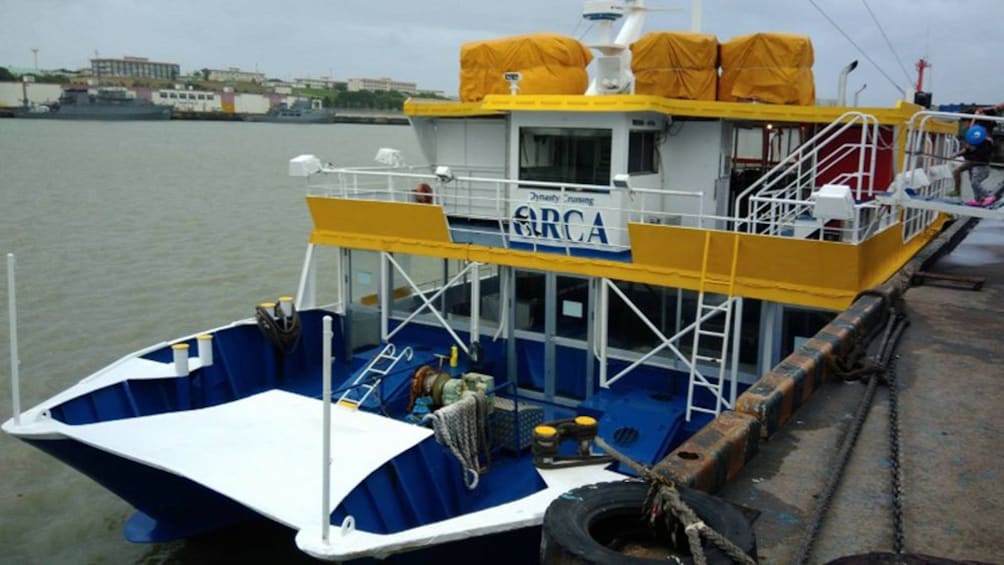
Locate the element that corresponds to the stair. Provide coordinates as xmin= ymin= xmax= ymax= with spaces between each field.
xmin=336 ymin=343 xmax=413 ymax=410
xmin=686 ymin=232 xmax=739 ymax=422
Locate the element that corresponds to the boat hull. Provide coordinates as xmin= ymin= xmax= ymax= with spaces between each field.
xmin=13 ymin=106 xmax=172 ymax=121
xmin=23 ymin=437 xmax=259 ymax=542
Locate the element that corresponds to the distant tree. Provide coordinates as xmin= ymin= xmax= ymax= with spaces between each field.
xmin=0 ymin=66 xmax=15 ymax=81
xmin=201 ymin=68 xmax=210 ymax=81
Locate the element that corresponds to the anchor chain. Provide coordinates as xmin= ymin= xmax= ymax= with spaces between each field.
xmin=884 ymin=353 xmax=905 ymax=554
xmin=794 ymin=309 xmax=909 ymax=565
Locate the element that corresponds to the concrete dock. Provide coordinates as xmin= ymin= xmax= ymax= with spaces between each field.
xmin=719 ymin=219 xmax=1004 ymax=563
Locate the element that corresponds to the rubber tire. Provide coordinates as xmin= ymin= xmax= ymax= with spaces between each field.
xmin=541 ymin=480 xmax=756 ymax=565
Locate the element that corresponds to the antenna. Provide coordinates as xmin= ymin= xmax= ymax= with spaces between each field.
xmin=30 ymin=48 xmax=39 ymax=70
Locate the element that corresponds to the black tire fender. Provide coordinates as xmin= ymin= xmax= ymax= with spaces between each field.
xmin=541 ymin=480 xmax=756 ymax=565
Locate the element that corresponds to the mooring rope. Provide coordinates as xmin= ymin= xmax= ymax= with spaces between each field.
xmin=429 ymin=392 xmax=489 ymax=490
xmin=594 ymin=436 xmax=756 ymax=565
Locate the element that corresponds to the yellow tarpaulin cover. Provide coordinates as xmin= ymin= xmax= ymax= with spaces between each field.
xmin=631 ymin=32 xmax=718 ymax=101
xmin=719 ymin=33 xmax=815 ymax=106
xmin=459 ymin=33 xmax=593 ymax=102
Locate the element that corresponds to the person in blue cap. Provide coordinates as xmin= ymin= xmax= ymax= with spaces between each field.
xmin=951 ymin=124 xmax=996 ymax=207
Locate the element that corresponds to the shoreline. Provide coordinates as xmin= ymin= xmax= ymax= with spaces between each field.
xmin=0 ymin=107 xmax=410 ymax=125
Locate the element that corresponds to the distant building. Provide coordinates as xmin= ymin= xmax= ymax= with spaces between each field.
xmin=91 ymin=56 xmax=179 ymax=80
xmin=207 ymin=67 xmax=265 ymax=84
xmin=294 ymin=76 xmax=337 ymax=90
xmin=154 ymin=88 xmax=221 ymax=112
xmin=347 ymin=77 xmax=417 ymax=95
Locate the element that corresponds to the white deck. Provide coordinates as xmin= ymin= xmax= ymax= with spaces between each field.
xmin=53 ymin=390 xmax=433 ymax=528
xmin=15 ymin=388 xmax=624 ymax=561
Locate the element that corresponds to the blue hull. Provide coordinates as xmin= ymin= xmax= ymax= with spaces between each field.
xmin=20 ymin=436 xmax=542 ymax=563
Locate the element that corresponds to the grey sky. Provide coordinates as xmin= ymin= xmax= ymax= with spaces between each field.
xmin=2 ymin=0 xmax=1001 ymax=106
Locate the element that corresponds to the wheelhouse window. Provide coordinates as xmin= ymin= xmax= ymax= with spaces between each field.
xmin=628 ymin=130 xmax=658 ymax=174
xmin=519 ymin=127 xmax=612 ymax=186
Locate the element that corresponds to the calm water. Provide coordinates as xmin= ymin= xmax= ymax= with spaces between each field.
xmin=0 ymin=119 xmax=422 ymax=564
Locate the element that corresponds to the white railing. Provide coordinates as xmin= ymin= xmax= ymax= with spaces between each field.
xmin=735 ymin=112 xmax=882 ymax=239
xmin=898 ymin=110 xmax=1004 ymax=241
xmin=307 ymin=167 xmax=711 ymax=255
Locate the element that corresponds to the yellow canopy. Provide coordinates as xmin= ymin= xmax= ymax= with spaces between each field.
xmin=719 ymin=33 xmax=815 ymax=106
xmin=631 ymin=32 xmax=718 ymax=101
xmin=459 ymin=33 xmax=593 ymax=102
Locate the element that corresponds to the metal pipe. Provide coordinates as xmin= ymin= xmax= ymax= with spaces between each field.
xmin=690 ymin=0 xmax=703 ymax=32
xmin=7 ymin=254 xmax=20 ymax=426
xmin=853 ymin=83 xmax=867 ymax=107
xmin=321 ymin=315 xmax=333 ymax=543
xmin=837 ymin=60 xmax=858 ymax=106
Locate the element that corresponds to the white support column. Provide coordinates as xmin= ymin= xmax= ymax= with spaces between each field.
xmin=379 ymin=252 xmax=389 ymax=342
xmin=320 ymin=315 xmax=333 ymax=543
xmin=295 ymin=244 xmax=317 ymax=310
xmin=759 ymin=301 xmax=780 ymax=376
xmin=469 ymin=262 xmax=481 ymax=346
xmin=339 ymin=248 xmax=350 ymax=315
xmin=730 ymin=297 xmax=744 ymax=407
xmin=7 ymin=254 xmax=20 ymax=427
xmin=598 ymin=278 xmax=609 ymax=388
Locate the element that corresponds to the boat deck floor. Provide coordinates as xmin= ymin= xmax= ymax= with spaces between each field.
xmin=718 ymin=218 xmax=1004 ymax=563
xmin=54 ymin=389 xmax=433 ymax=529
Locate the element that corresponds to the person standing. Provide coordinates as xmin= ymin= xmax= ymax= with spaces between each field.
xmin=951 ymin=125 xmax=996 ymax=206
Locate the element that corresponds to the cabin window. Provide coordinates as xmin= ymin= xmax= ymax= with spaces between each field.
xmin=555 ymin=276 xmax=588 ymax=340
xmin=514 ymin=270 xmax=546 ymax=332
xmin=628 ymin=130 xmax=658 ymax=174
xmin=519 ymin=127 xmax=612 ymax=186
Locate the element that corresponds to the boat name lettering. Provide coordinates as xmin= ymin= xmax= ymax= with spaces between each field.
xmin=512 ymin=205 xmax=609 ymax=245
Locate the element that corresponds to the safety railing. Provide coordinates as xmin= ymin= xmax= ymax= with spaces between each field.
xmin=307 ymin=166 xmax=710 ymax=255
xmin=304 ymin=153 xmax=902 ymax=253
xmin=898 ymin=110 xmax=1004 ymax=241
xmin=734 ymin=111 xmax=882 ymax=238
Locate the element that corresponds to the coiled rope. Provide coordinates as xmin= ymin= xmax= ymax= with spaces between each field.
xmin=429 ymin=392 xmax=490 ymax=490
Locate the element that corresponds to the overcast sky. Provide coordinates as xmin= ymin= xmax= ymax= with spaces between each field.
xmin=2 ymin=0 xmax=1001 ymax=106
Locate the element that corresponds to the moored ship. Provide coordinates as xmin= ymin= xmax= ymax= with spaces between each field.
xmin=13 ymin=86 xmax=172 ymax=120
xmin=245 ymin=98 xmax=334 ymax=123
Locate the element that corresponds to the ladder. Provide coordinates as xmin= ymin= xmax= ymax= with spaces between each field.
xmin=336 ymin=343 xmax=413 ymax=410
xmin=686 ymin=232 xmax=740 ymax=422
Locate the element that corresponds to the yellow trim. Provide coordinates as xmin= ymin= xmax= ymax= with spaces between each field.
xmin=307 ymin=197 xmax=451 ymax=243
xmin=259 ymin=302 xmax=276 ymax=308
xmin=278 ymin=295 xmax=294 ymax=301
xmin=406 ymin=94 xmax=956 ymax=132
xmin=307 ymin=200 xmax=945 ymax=311
xmin=172 ymin=343 xmax=190 ymax=350
xmin=359 ymin=286 xmax=412 ymax=307
xmin=337 ymin=400 xmax=359 ymax=409
xmin=404 ymin=99 xmax=502 ymax=117
xmin=574 ymin=416 xmax=597 ymax=427
xmin=197 ymin=334 xmax=213 ymax=341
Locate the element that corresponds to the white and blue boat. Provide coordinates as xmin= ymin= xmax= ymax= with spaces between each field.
xmin=4 ymin=1 xmax=990 ymax=561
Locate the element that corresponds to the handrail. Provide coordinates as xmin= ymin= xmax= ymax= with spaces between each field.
xmin=733 ymin=111 xmax=880 ymax=233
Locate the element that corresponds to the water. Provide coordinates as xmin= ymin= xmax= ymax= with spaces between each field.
xmin=0 ymin=119 xmax=422 ymax=564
